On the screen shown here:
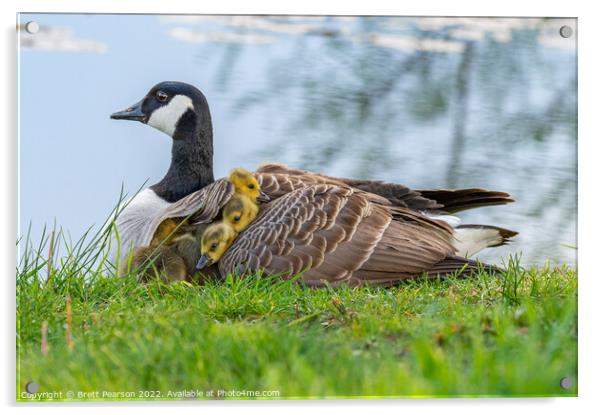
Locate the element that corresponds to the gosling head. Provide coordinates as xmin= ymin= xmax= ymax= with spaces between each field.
xmin=196 ymin=222 xmax=237 ymax=270
xmin=222 ymin=194 xmax=260 ymax=233
xmin=110 ymin=81 xmax=211 ymax=139
xmin=228 ymin=168 xmax=270 ymax=203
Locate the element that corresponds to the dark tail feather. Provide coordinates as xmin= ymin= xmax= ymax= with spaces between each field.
xmin=350 ymin=256 xmax=503 ymax=287
xmin=417 ymin=189 xmax=515 ymax=213
xmin=425 ymin=256 xmax=503 ymax=277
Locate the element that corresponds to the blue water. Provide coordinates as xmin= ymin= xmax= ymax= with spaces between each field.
xmin=18 ymin=15 xmax=577 ymax=266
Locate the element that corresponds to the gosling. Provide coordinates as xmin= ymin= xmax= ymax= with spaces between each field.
xmin=223 ymin=168 xmax=268 ymax=232
xmin=123 ymin=244 xmax=188 ymax=283
xmin=196 ymin=222 xmax=237 ymax=270
xmin=228 ymin=167 xmax=270 ymax=204
xmin=149 ymin=218 xmax=181 ymax=247
xmin=125 ymin=168 xmax=268 ymax=280
xmin=195 ymin=169 xmax=267 ymax=268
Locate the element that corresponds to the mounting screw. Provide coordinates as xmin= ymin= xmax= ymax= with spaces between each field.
xmin=559 ymin=25 xmax=573 ymax=38
xmin=25 ymin=21 xmax=40 ymax=34
xmin=560 ymin=376 xmax=573 ymax=390
xmin=25 ymin=381 xmax=39 ymax=394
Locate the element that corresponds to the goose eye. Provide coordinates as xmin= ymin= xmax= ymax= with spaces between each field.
xmin=156 ymin=91 xmax=168 ymax=102
xmin=233 ymin=216 xmax=241 ymax=222
xmin=247 ymin=184 xmax=255 ymax=190
xmin=210 ymin=242 xmax=218 ymax=250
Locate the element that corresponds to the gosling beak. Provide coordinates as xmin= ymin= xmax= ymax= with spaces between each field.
xmin=110 ymin=99 xmax=147 ymax=122
xmin=195 ymin=254 xmax=213 ymax=271
xmin=257 ymin=191 xmax=270 ymax=203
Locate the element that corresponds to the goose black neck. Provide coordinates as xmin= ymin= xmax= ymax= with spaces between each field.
xmin=150 ymin=109 xmax=214 ymax=203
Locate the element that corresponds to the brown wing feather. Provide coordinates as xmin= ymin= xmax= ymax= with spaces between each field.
xmin=256 ymin=168 xmax=393 ymax=208
xmin=159 ymin=178 xmax=234 ymax=224
xmin=256 ymin=163 xmax=438 ymax=210
xmin=219 ymin=185 xmax=385 ymax=283
xmin=219 ymin=183 xmax=470 ymax=286
xmin=145 ymin=179 xmax=234 ymax=245
xmin=256 ymin=162 xmax=514 ymax=213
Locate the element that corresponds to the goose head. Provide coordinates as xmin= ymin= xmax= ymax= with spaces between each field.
xmin=111 ymin=81 xmax=215 ymax=202
xmin=196 ymin=222 xmax=237 ymax=270
xmin=111 ymin=81 xmax=211 ymax=139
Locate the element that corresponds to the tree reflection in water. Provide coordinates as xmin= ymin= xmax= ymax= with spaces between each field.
xmin=164 ymin=16 xmax=576 ymax=266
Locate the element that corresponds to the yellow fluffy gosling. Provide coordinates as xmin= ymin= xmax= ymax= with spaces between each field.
xmin=196 ymin=222 xmax=237 ymax=270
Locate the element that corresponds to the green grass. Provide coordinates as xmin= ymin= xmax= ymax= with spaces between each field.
xmin=16 ymin=222 xmax=577 ymax=400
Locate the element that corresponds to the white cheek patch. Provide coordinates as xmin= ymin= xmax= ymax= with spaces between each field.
xmin=147 ymin=94 xmax=194 ymax=137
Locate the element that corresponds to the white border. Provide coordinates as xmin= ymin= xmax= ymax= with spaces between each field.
xmin=3 ymin=1 xmax=600 ymax=414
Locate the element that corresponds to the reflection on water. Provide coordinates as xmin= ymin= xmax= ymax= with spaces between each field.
xmin=173 ymin=16 xmax=576 ymax=266
xmin=18 ymin=15 xmax=576 ymax=268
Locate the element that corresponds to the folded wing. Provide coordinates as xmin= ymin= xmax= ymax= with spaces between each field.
xmin=219 ymin=184 xmax=480 ymax=286
xmin=256 ymin=162 xmax=514 ymax=213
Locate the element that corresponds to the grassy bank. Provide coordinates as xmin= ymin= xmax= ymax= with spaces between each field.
xmin=17 ymin=251 xmax=577 ymax=400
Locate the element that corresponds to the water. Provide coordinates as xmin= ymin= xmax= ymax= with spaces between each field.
xmin=18 ymin=15 xmax=577 ymax=267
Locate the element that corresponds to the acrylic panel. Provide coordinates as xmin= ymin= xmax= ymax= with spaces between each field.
xmin=17 ymin=14 xmax=577 ymax=401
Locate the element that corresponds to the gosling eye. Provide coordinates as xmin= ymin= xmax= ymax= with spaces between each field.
xmin=156 ymin=90 xmax=168 ymax=102
xmin=233 ymin=216 xmax=241 ymax=222
xmin=210 ymin=242 xmax=218 ymax=251
xmin=247 ymin=184 xmax=255 ymax=190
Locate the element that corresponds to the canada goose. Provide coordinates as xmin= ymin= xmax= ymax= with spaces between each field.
xmin=123 ymin=224 xmax=212 ymax=282
xmin=122 ymin=244 xmax=188 ymax=283
xmin=149 ymin=218 xmax=180 ymax=246
xmin=221 ymin=168 xmax=265 ymax=233
xmin=111 ymin=81 xmax=517 ymax=286
xmin=229 ymin=167 xmax=270 ymax=204
xmin=196 ymin=169 xmax=265 ymax=270
xmin=123 ymin=168 xmax=264 ymax=281
xmin=222 ymin=194 xmax=259 ymax=234
xmin=196 ymin=222 xmax=238 ymax=270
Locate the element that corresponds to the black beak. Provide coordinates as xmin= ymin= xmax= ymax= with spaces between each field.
xmin=110 ymin=99 xmax=147 ymax=122
xmin=195 ymin=254 xmax=213 ymax=271
xmin=257 ymin=191 xmax=270 ymax=203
